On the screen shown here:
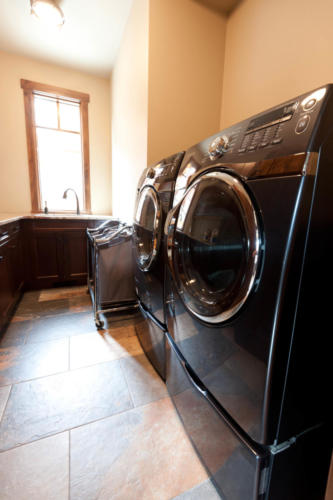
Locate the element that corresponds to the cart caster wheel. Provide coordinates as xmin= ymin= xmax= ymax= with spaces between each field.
xmin=95 ymin=319 xmax=104 ymax=329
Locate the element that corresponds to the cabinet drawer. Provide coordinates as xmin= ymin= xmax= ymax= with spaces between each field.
xmin=0 ymin=220 xmax=20 ymax=240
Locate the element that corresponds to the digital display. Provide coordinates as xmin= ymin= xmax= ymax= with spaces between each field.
xmin=247 ymin=102 xmax=296 ymax=132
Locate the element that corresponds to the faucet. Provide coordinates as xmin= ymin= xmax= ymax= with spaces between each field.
xmin=63 ymin=188 xmax=80 ymax=215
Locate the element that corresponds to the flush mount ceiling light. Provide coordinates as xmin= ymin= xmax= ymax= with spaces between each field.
xmin=30 ymin=0 xmax=65 ymax=27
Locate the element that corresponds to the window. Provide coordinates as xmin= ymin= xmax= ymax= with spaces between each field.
xmin=21 ymin=79 xmax=91 ymax=213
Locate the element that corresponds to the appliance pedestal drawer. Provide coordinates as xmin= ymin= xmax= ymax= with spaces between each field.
xmin=166 ymin=333 xmax=268 ymax=500
xmin=136 ymin=302 xmax=166 ymax=380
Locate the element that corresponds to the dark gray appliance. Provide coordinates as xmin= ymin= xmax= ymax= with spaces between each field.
xmin=164 ymin=85 xmax=332 ymax=499
xmin=133 ymin=152 xmax=184 ymax=379
xmin=87 ymin=224 xmax=137 ymax=328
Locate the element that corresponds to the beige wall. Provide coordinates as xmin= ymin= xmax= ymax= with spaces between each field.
xmin=0 ymin=50 xmax=111 ymax=214
xmin=148 ymin=0 xmax=226 ymax=165
xmin=111 ymin=0 xmax=149 ymax=223
xmin=221 ymin=0 xmax=333 ymax=128
xmin=110 ymin=0 xmax=226 ymax=223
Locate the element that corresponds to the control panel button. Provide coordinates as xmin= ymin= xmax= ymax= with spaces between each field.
xmin=209 ymin=135 xmax=229 ymax=160
xmin=147 ymin=168 xmax=155 ymax=179
xmin=258 ymin=125 xmax=276 ymax=148
xmin=271 ymin=122 xmax=285 ymax=144
xmin=283 ymin=102 xmax=297 ymax=115
xmin=295 ymin=114 xmax=310 ymax=134
xmin=239 ymin=134 xmax=251 ymax=151
xmin=303 ymin=98 xmax=317 ymax=111
xmin=258 ymin=142 xmax=269 ymax=148
xmin=251 ymin=130 xmax=262 ymax=148
xmin=246 ymin=133 xmax=256 ymax=151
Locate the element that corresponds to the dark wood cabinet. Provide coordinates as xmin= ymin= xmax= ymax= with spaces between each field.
xmin=0 ymin=216 xmax=107 ymax=331
xmin=0 ymin=239 xmax=12 ymax=330
xmin=0 ymin=221 xmax=24 ymax=331
xmin=9 ymin=231 xmax=24 ymax=295
xmin=63 ymin=229 xmax=87 ymax=280
xmin=30 ymin=229 xmax=63 ymax=285
xmin=23 ymin=218 xmax=100 ymax=289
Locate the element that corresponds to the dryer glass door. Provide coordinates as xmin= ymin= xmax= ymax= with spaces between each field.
xmin=134 ymin=186 xmax=161 ymax=271
xmin=171 ymin=171 xmax=261 ymax=323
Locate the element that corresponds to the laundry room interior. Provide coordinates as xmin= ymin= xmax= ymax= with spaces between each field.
xmin=0 ymin=0 xmax=332 ymax=499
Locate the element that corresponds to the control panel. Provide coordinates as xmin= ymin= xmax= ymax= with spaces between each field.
xmin=173 ymin=85 xmax=331 ymax=203
xmin=153 ymin=152 xmax=185 ymax=182
xmin=140 ymin=152 xmax=185 ymax=193
xmin=237 ymin=101 xmax=297 ymax=153
xmin=205 ymin=86 xmax=328 ymax=163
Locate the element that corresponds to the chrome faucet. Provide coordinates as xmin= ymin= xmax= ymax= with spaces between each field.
xmin=63 ymin=188 xmax=80 ymax=215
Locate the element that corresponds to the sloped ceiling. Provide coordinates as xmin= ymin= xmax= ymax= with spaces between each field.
xmin=0 ymin=0 xmax=133 ymax=76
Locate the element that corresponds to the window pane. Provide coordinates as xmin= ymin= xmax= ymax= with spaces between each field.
xmin=34 ymin=95 xmax=58 ymax=128
xmin=59 ymin=101 xmax=81 ymax=132
xmin=36 ymin=128 xmax=84 ymax=212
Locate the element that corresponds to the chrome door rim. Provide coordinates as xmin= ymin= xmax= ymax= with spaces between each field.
xmin=171 ymin=170 xmax=261 ymax=324
xmin=134 ymin=185 xmax=162 ymax=272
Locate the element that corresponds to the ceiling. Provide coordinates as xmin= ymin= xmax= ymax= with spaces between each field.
xmin=0 ymin=0 xmax=133 ymax=77
xmin=0 ymin=0 xmax=241 ymax=77
xmin=194 ymin=0 xmax=242 ymax=16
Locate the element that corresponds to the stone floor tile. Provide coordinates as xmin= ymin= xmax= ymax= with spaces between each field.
xmin=0 ymin=320 xmax=32 ymax=347
xmin=38 ymin=286 xmax=87 ymax=302
xmin=16 ymin=290 xmax=40 ymax=303
xmin=106 ymin=323 xmax=137 ymax=339
xmin=11 ymin=313 xmax=38 ymax=323
xmin=24 ymin=311 xmax=96 ymax=344
xmin=120 ymin=353 xmax=168 ymax=407
xmin=0 ymin=338 xmax=69 ymax=386
xmin=171 ymin=480 xmax=221 ymax=500
xmin=0 ymin=360 xmax=132 ymax=451
xmin=70 ymin=397 xmax=208 ymax=500
xmin=68 ymin=294 xmax=92 ymax=313
xmin=0 ymin=287 xmax=214 ymax=500
xmin=70 ymin=331 xmax=143 ymax=370
xmin=14 ymin=298 xmax=71 ymax=320
xmin=0 ymin=432 xmax=69 ymax=500
xmin=0 ymin=385 xmax=11 ymax=421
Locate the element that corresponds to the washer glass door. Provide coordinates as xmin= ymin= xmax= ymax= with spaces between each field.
xmin=171 ymin=171 xmax=261 ymax=323
xmin=134 ymin=185 xmax=161 ymax=271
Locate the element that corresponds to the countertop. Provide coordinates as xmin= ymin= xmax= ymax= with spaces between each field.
xmin=0 ymin=213 xmax=114 ymax=227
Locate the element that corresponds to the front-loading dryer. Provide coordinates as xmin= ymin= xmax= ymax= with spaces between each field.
xmin=133 ymin=151 xmax=184 ymax=379
xmin=164 ymin=86 xmax=333 ymax=499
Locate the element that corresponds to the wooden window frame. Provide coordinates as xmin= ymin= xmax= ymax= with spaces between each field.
xmin=21 ymin=79 xmax=91 ymax=214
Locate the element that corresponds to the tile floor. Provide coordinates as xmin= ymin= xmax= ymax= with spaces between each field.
xmin=0 ymin=287 xmax=220 ymax=500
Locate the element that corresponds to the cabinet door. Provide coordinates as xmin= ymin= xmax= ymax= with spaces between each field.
xmin=62 ymin=229 xmax=88 ymax=281
xmin=0 ymin=241 xmax=12 ymax=330
xmin=31 ymin=230 xmax=63 ymax=287
xmin=9 ymin=232 xmax=24 ymax=295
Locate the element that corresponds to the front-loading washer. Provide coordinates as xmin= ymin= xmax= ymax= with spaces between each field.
xmin=133 ymin=151 xmax=184 ymax=379
xmin=164 ymin=85 xmax=333 ymax=499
